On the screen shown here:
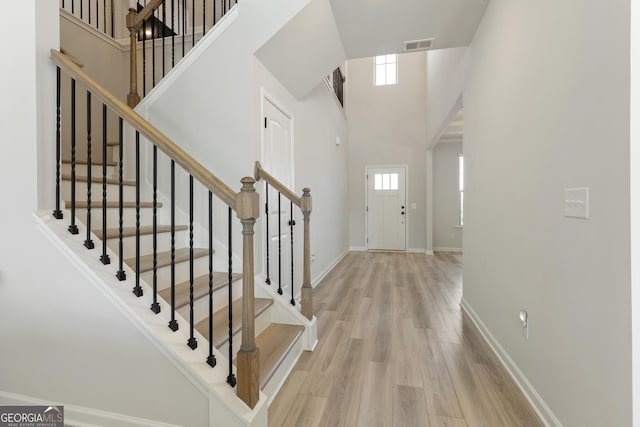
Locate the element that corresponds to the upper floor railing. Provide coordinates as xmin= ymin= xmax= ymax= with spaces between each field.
xmin=126 ymin=0 xmax=237 ymax=106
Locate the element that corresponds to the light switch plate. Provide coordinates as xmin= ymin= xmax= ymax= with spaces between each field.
xmin=564 ymin=187 xmax=589 ymax=219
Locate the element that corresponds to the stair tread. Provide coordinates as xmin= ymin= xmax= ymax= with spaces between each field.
xmin=93 ymin=225 xmax=188 ymax=239
xmin=195 ymin=298 xmax=273 ymax=349
xmin=124 ymin=247 xmax=208 ymax=272
xmin=63 ymin=159 xmax=117 ymax=166
xmin=62 ymin=173 xmax=135 ymax=186
xmin=255 ymin=324 xmax=305 ymax=389
xmin=158 ymin=272 xmax=242 ymax=310
xmin=65 ymin=200 xmax=160 ymax=208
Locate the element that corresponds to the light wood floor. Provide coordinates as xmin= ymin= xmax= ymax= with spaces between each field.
xmin=268 ymin=251 xmax=543 ymax=427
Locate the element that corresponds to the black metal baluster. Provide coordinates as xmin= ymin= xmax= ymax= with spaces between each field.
xmin=95 ymin=0 xmax=98 ymax=31
xmin=53 ymin=67 xmax=63 ymax=220
xmin=265 ymin=182 xmax=270 ymax=284
xmin=182 ymin=0 xmax=186 ymax=57
xmin=171 ymin=0 xmax=175 ymax=67
xmin=151 ymin=145 xmax=160 ymax=312
xmin=68 ymin=78 xmax=79 ymax=235
xmin=191 ymin=0 xmax=195 ymax=47
xmin=99 ymin=104 xmax=110 ymax=264
xmin=290 ymin=200 xmax=295 ymax=306
xmin=213 ymin=0 xmax=216 ymax=25
xmin=110 ymin=0 xmax=114 ymax=37
xmin=202 ymin=0 xmax=206 ymax=36
xmin=227 ymin=206 xmax=236 ymax=387
xmin=277 ymin=192 xmax=282 ymax=295
xmin=162 ymin=0 xmax=166 ymax=78
xmin=71 ymin=0 xmax=74 ymax=15
xmin=102 ymin=0 xmax=106 ymax=36
xmin=152 ymin=7 xmax=156 ymax=88
xmin=169 ymin=160 xmax=179 ymax=331
xmin=187 ymin=175 xmax=197 ymax=349
xmin=84 ymin=91 xmax=94 ymax=249
xmin=207 ymin=191 xmax=216 ymax=368
xmin=143 ymin=17 xmax=146 ymax=97
xmin=133 ymin=131 xmax=143 ymax=297
xmin=116 ymin=117 xmax=126 ymax=281
xmin=88 ymin=0 xmax=91 ymax=25
xmin=79 ymin=0 xmax=82 ymax=19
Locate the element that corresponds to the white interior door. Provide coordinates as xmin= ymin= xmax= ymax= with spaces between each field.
xmin=367 ymin=167 xmax=407 ymax=251
xmin=262 ymin=99 xmax=293 ymax=291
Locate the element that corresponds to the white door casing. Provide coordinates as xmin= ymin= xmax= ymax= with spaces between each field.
xmin=366 ymin=166 xmax=407 ymax=251
xmin=261 ymin=96 xmax=294 ymax=291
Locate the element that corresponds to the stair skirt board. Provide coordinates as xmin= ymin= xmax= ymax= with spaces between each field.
xmin=0 ymin=390 xmax=181 ymax=427
xmin=35 ymin=211 xmax=270 ymax=426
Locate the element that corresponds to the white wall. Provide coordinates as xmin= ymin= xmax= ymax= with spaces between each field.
xmin=463 ymin=0 xmax=631 ymax=425
xmin=433 ymin=141 xmax=462 ymax=251
xmin=253 ymin=59 xmax=350 ymax=286
xmin=142 ymin=0 xmax=349 ymax=282
xmin=425 ymin=47 xmax=468 ymax=148
xmin=347 ymin=52 xmax=427 ymax=251
xmin=1 ymin=2 xmax=210 ymax=425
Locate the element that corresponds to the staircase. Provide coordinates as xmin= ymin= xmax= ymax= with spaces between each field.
xmin=49 ymin=0 xmax=317 ymax=419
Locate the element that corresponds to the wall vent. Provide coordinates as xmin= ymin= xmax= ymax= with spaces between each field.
xmin=403 ymin=38 xmax=436 ymax=52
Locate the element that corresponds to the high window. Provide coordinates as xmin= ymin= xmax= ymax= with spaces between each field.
xmin=374 ymin=173 xmax=399 ymax=191
xmin=375 ymin=54 xmax=397 ymax=86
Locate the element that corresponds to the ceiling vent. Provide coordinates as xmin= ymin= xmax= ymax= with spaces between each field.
xmin=403 ymin=38 xmax=436 ymax=52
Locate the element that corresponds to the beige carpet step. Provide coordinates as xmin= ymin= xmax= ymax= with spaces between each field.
xmin=195 ymin=297 xmax=273 ymax=349
xmin=93 ymin=225 xmax=188 ymax=240
xmin=158 ymin=272 xmax=242 ymax=310
xmin=255 ymin=323 xmax=305 ymax=389
xmin=62 ymin=159 xmax=117 ymax=167
xmin=62 ymin=173 xmax=135 ymax=186
xmin=66 ymin=200 xmax=160 ymax=209
xmin=124 ymin=247 xmax=208 ymax=273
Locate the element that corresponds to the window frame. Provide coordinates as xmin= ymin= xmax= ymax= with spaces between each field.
xmin=374 ymin=54 xmax=398 ymax=86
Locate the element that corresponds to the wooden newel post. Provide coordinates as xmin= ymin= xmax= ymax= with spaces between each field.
xmin=126 ymin=8 xmax=141 ymax=108
xmin=235 ymin=177 xmax=260 ymax=408
xmin=301 ymin=188 xmax=313 ymax=320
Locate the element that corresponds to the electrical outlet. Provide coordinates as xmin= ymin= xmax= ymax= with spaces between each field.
xmin=519 ymin=310 xmax=529 ymax=339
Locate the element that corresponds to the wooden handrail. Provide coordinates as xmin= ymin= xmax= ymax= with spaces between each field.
xmin=254 ymin=161 xmax=302 ymax=207
xmin=50 ymin=49 xmax=238 ymax=210
xmin=60 ymin=48 xmax=84 ymax=68
xmin=131 ymin=0 xmax=163 ymax=29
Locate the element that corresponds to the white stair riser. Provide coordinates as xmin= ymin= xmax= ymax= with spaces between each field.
xmin=104 ymin=229 xmax=190 ymax=260
xmin=176 ymin=278 xmax=243 ymax=325
xmin=62 ymin=181 xmax=136 ymax=201
xmin=140 ymin=256 xmax=210 ymax=289
xmin=212 ymin=307 xmax=272 ymax=361
xmin=61 ymin=162 xmax=116 ymax=177
xmin=71 ymin=207 xmax=156 ymax=229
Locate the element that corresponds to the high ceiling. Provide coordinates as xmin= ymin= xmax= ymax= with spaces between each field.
xmin=330 ymin=0 xmax=490 ymax=59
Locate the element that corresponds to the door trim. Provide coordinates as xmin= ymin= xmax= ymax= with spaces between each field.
xmin=365 ymin=164 xmax=408 ymax=251
xmin=260 ymin=89 xmax=295 ymax=281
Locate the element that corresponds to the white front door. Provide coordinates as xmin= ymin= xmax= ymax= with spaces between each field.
xmin=367 ymin=167 xmax=407 ymax=251
xmin=262 ymin=98 xmax=293 ymax=291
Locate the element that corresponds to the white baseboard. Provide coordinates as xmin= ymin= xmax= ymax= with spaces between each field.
xmin=460 ymin=300 xmax=562 ymax=427
xmin=349 ymin=246 xmax=367 ymax=252
xmin=434 ymin=247 xmax=463 ymax=253
xmin=425 ymin=250 xmax=434 ymax=256
xmin=0 ymin=391 xmax=180 ymax=427
xmin=407 ymin=248 xmax=426 ymax=254
xmin=312 ymin=248 xmax=350 ymax=288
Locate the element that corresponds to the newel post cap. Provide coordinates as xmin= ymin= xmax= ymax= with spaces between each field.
xmin=301 ymin=188 xmax=312 ymax=214
xmin=236 ymin=177 xmax=260 ymax=220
